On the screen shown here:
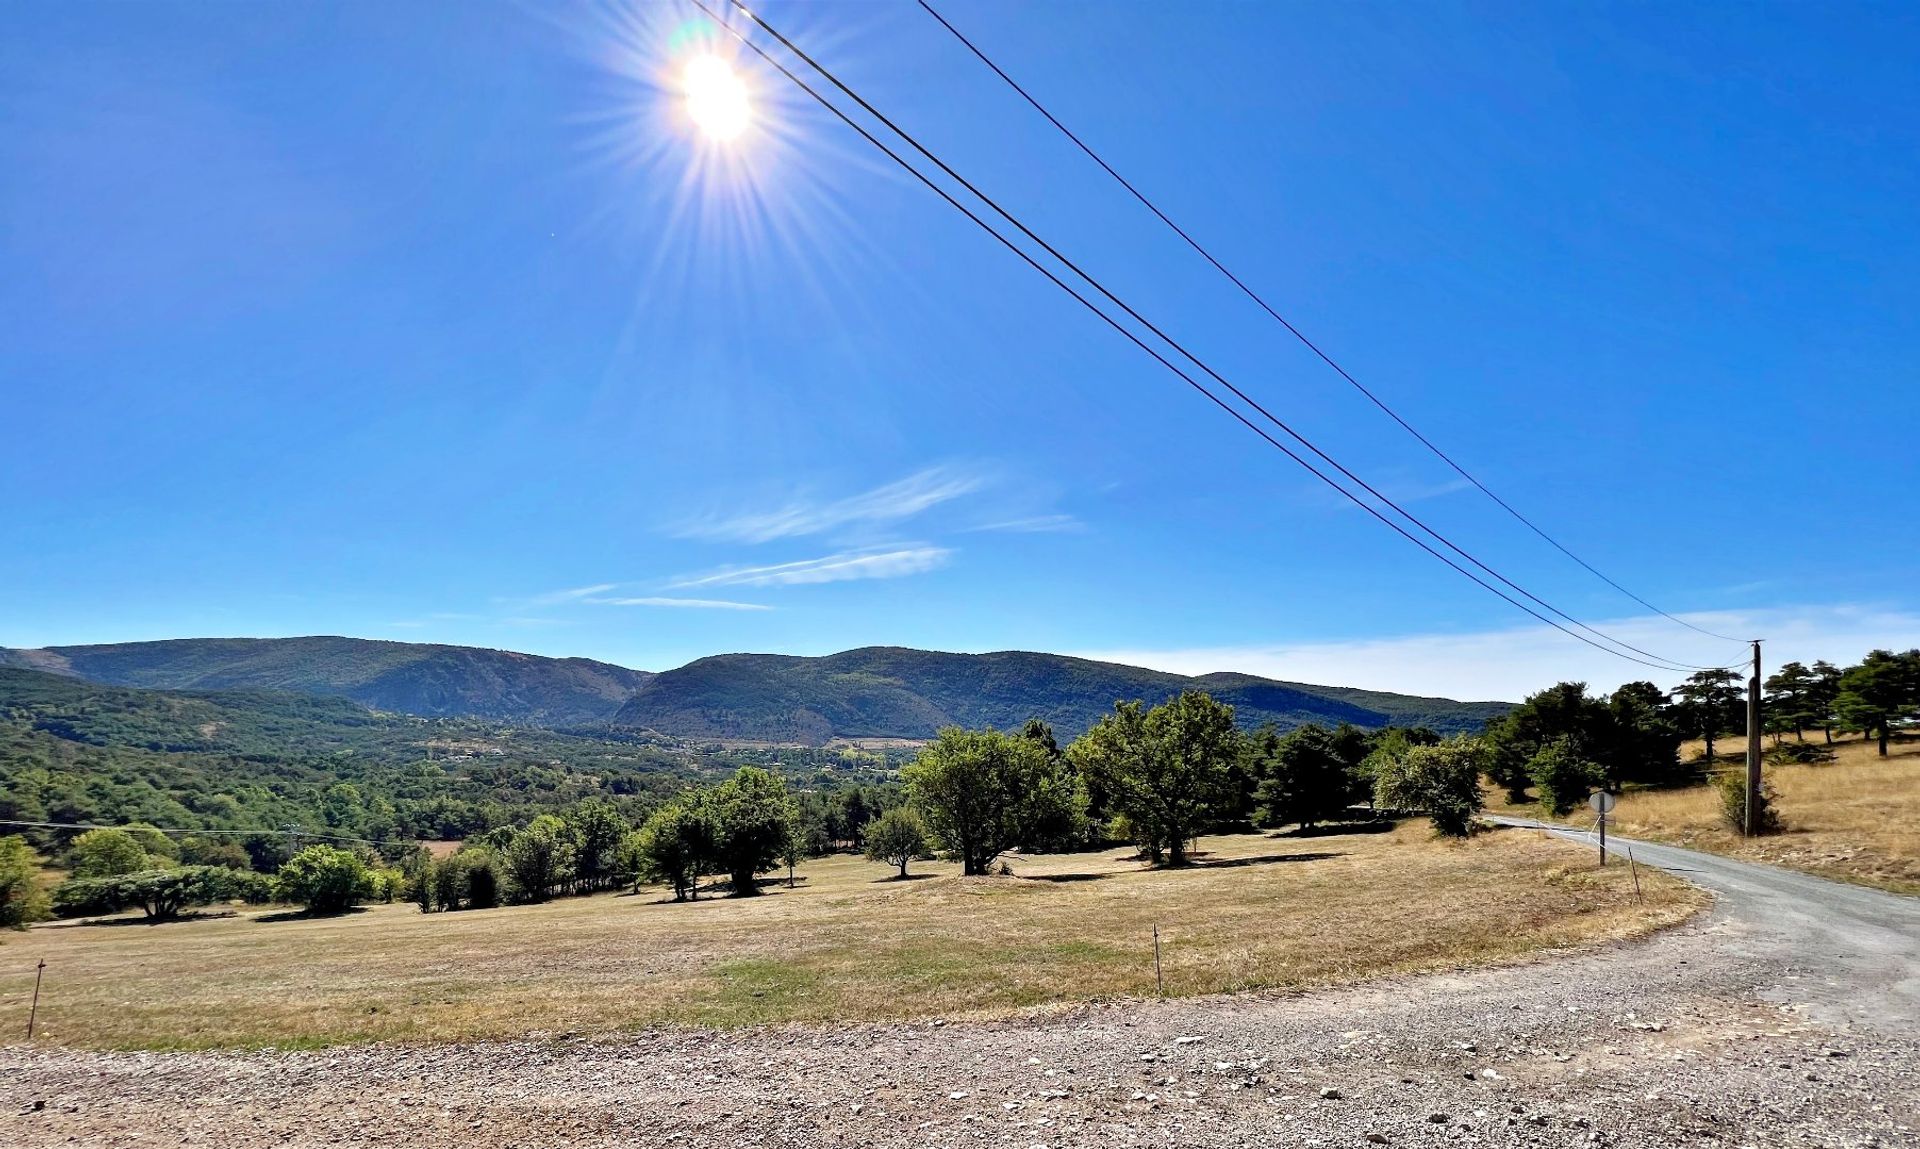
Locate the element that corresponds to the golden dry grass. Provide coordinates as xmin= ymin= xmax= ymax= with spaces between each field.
xmin=1486 ymin=733 xmax=1920 ymax=895
xmin=0 ymin=826 xmax=1698 ymax=1051
xmin=1612 ymin=737 xmax=1920 ymax=895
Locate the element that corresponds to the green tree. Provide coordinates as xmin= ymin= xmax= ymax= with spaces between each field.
xmin=709 ymin=767 xmax=797 ymax=896
xmin=909 ymin=726 xmax=1079 ymax=875
xmin=1485 ymin=683 xmax=1612 ymax=801
xmin=1 ymin=836 xmax=51 ymax=931
xmin=1069 ymin=693 xmax=1236 ymax=866
xmin=565 ymin=799 xmax=630 ymax=893
xmin=68 ymin=828 xmax=151 ymax=880
xmin=276 ymin=845 xmax=372 ymax=915
xmin=1809 ymin=660 xmax=1843 ymax=743
xmin=1527 ymin=737 xmax=1604 ymax=817
xmin=1253 ymin=723 xmax=1354 ymax=833
xmin=54 ymin=866 xmax=244 ymax=922
xmin=121 ymin=824 xmax=180 ymax=862
xmin=863 ymin=807 xmax=929 ymax=878
xmin=461 ymin=848 xmax=502 ymax=909
xmin=502 ymin=815 xmax=575 ymax=903
xmin=1669 ymin=670 xmax=1744 ymax=763
xmin=1836 ymin=650 xmax=1920 ymax=757
xmin=1372 ymin=736 xmax=1487 ymax=837
xmin=630 ymin=797 xmax=715 ymax=901
xmin=1604 ymin=681 xmax=1687 ymax=786
xmin=177 ymin=836 xmax=253 ymax=870
xmin=1764 ymin=662 xmax=1820 ymax=741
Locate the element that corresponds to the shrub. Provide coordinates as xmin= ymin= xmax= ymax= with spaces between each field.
xmin=1 ymin=836 xmax=51 ymax=932
xmin=52 ymin=866 xmax=241 ymax=921
xmin=1765 ymin=742 xmax=1836 ymax=767
xmin=863 ymin=807 xmax=929 ymax=878
xmin=1527 ymin=737 xmax=1605 ymax=817
xmin=1715 ymin=771 xmax=1783 ymax=836
xmin=1372 ymin=736 xmax=1486 ymax=838
xmin=275 ymin=845 xmax=372 ymax=915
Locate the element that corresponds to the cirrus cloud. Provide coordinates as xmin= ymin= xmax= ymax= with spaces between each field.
xmin=672 ymin=465 xmax=987 ymax=544
xmin=668 ymin=546 xmax=952 ymax=589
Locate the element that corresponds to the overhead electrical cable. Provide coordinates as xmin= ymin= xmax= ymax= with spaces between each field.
xmin=690 ymin=0 xmax=1738 ymax=675
xmin=707 ymin=0 xmax=1729 ymax=674
xmin=913 ymin=0 xmax=1742 ymax=646
xmin=0 ymin=818 xmax=402 ymax=847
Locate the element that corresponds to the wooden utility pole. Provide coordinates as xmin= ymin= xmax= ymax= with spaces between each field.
xmin=1745 ymin=640 xmax=1763 ymax=837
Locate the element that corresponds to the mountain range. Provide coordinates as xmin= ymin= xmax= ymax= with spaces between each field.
xmin=0 ymin=637 xmax=1509 ymax=742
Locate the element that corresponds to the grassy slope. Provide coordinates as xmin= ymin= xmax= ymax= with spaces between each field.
xmin=2 ymin=825 xmax=1697 ymax=1050
xmin=614 ymin=647 xmax=1510 ymax=743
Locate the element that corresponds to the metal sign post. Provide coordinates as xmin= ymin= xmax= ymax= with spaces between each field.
xmin=1588 ymin=790 xmax=1617 ymax=866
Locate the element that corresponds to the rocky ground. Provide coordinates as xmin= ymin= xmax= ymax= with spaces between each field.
xmin=4 ymin=829 xmax=1917 ymax=1148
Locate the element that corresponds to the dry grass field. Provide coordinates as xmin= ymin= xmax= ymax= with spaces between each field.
xmin=0 ymin=824 xmax=1696 ymax=1051
xmin=1490 ymin=733 xmax=1920 ymax=896
xmin=1609 ymin=733 xmax=1920 ymax=895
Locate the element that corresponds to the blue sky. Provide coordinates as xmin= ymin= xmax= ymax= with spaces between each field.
xmin=3 ymin=1 xmax=1916 ymax=699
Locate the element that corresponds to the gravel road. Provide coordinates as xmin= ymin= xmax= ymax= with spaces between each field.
xmin=4 ymin=826 xmax=1916 ymax=1148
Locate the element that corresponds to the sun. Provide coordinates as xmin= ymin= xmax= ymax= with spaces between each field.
xmin=684 ymin=53 xmax=750 ymax=141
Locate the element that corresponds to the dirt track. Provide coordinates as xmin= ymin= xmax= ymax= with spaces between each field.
xmin=4 ymin=830 xmax=1917 ymax=1148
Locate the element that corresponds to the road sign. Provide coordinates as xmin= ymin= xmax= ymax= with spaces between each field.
xmin=1588 ymin=790 xmax=1617 ymax=814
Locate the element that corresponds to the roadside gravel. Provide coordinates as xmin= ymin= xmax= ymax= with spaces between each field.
xmin=5 ymin=830 xmax=1917 ymax=1148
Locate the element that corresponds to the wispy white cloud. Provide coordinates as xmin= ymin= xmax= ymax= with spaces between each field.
xmin=965 ymin=513 xmax=1084 ymax=534
xmin=1073 ymin=604 xmax=1920 ymax=703
xmin=594 ymin=596 xmax=773 ymax=611
xmin=672 ymin=465 xmax=987 ymax=544
xmin=521 ymin=583 xmax=620 ymax=607
xmin=669 ymin=546 xmax=952 ymax=588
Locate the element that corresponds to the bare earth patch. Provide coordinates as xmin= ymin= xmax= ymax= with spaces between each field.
xmin=0 ymin=825 xmax=1697 ymax=1050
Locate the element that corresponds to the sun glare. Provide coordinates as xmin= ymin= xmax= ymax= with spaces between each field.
xmin=684 ymin=53 xmax=750 ymax=141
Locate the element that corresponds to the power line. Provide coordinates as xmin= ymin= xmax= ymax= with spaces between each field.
xmin=692 ymin=1 xmax=1734 ymax=675
xmin=914 ymin=0 xmax=1744 ymax=647
xmin=0 ymin=818 xmax=401 ymax=848
xmin=684 ymin=0 xmax=1736 ymax=677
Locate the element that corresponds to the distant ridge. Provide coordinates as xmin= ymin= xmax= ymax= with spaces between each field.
xmin=607 ymin=646 xmax=1508 ymax=744
xmin=0 ymin=637 xmax=652 ymax=726
xmin=0 ymin=637 xmax=1509 ymax=743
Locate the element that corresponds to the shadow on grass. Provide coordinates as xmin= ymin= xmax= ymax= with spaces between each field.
xmin=871 ymin=873 xmax=936 ymax=884
xmin=254 ymin=906 xmax=371 ymax=924
xmin=1198 ymin=851 xmax=1345 ymax=869
xmin=44 ymin=909 xmax=239 ymax=929
xmin=1270 ymin=819 xmax=1396 ymax=839
xmin=1024 ymin=872 xmax=1112 ymax=884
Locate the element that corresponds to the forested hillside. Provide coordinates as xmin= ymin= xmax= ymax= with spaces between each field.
xmin=3 ymin=637 xmax=1509 ymax=743
xmin=611 ymin=647 xmax=1509 ymax=743
xmin=0 ymin=637 xmax=652 ymax=725
xmin=0 ymin=669 xmax=712 ymax=856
